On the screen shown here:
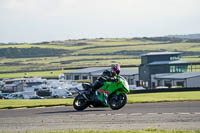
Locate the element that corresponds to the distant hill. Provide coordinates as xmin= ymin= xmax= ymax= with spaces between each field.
xmin=134 ymin=34 xmax=200 ymax=43
xmin=0 ymin=37 xmax=200 ymax=75
xmin=167 ymin=34 xmax=200 ymax=39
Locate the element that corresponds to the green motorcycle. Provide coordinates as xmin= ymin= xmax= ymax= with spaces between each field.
xmin=73 ymin=76 xmax=130 ymax=111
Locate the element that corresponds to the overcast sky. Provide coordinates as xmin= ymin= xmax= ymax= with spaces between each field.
xmin=0 ymin=0 xmax=200 ymax=43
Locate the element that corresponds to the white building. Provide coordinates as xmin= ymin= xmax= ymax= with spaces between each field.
xmin=64 ymin=67 xmax=109 ymax=81
xmin=64 ymin=67 xmax=140 ymax=90
xmin=1 ymin=78 xmax=26 ymax=93
xmin=152 ymin=72 xmax=200 ymax=88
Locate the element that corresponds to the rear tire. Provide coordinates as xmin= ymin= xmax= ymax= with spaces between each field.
xmin=108 ymin=93 xmax=127 ymax=110
xmin=73 ymin=95 xmax=89 ymax=111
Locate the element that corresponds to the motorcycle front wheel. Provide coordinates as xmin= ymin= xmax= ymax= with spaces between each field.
xmin=73 ymin=95 xmax=89 ymax=111
xmin=108 ymin=93 xmax=127 ymax=110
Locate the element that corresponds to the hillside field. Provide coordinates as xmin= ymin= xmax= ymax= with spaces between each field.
xmin=0 ymin=38 xmax=200 ymax=78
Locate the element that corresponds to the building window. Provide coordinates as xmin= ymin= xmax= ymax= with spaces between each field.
xmin=128 ymin=79 xmax=134 ymax=85
xmin=176 ymin=81 xmax=184 ymax=87
xmin=74 ymin=75 xmax=80 ymax=80
xmin=170 ymin=56 xmax=180 ymax=61
xmin=130 ymin=79 xmax=134 ymax=85
xmin=157 ymin=80 xmax=161 ymax=86
xmin=140 ymin=81 xmax=148 ymax=88
xmin=170 ymin=65 xmax=187 ymax=73
xmin=164 ymin=80 xmax=172 ymax=88
xmin=152 ymin=82 xmax=156 ymax=89
xmin=66 ymin=75 xmax=72 ymax=80
xmin=128 ymin=79 xmax=131 ymax=85
xmin=136 ymin=81 xmax=140 ymax=87
xmin=170 ymin=66 xmax=176 ymax=73
xmin=82 ymin=76 xmax=88 ymax=80
xmin=92 ymin=77 xmax=98 ymax=82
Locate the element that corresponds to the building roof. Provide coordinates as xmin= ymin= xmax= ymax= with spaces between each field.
xmin=154 ymin=72 xmax=200 ymax=80
xmin=148 ymin=60 xmax=189 ymax=66
xmin=142 ymin=52 xmax=182 ymax=57
xmin=64 ymin=67 xmax=110 ymax=74
xmin=91 ymin=69 xmax=138 ymax=76
xmin=120 ymin=69 xmax=138 ymax=75
xmin=3 ymin=78 xmax=26 ymax=82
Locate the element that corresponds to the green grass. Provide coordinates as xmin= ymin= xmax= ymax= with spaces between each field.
xmin=1 ymin=129 xmax=200 ymax=133
xmin=0 ymin=70 xmax=68 ymax=79
xmin=71 ymin=42 xmax=200 ymax=55
xmin=0 ymin=99 xmax=73 ymax=109
xmin=0 ymin=55 xmax=138 ymax=73
xmin=1 ymin=91 xmax=200 ymax=109
xmin=0 ymin=44 xmax=88 ymax=50
xmin=127 ymin=91 xmax=200 ymax=103
xmin=0 ymin=55 xmax=137 ymax=65
xmin=0 ymin=39 xmax=200 ymax=78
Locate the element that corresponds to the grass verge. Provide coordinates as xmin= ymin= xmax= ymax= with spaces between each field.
xmin=1 ymin=129 xmax=200 ymax=133
xmin=127 ymin=91 xmax=200 ymax=103
xmin=0 ymin=70 xmax=68 ymax=79
xmin=0 ymin=99 xmax=73 ymax=109
xmin=0 ymin=91 xmax=200 ymax=109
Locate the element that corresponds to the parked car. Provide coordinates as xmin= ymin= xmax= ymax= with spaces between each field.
xmin=0 ymin=81 xmax=3 ymax=89
xmin=0 ymin=93 xmax=10 ymax=99
xmin=29 ymin=95 xmax=43 ymax=99
xmin=4 ymin=93 xmax=24 ymax=99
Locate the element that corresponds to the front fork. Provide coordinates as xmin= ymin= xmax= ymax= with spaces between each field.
xmin=74 ymin=87 xmax=90 ymax=101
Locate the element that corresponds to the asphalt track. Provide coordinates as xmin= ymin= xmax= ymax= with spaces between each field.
xmin=0 ymin=101 xmax=200 ymax=132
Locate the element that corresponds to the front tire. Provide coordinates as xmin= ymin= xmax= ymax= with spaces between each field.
xmin=108 ymin=93 xmax=127 ymax=110
xmin=73 ymin=95 xmax=89 ymax=111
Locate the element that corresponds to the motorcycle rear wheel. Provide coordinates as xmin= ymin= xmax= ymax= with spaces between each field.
xmin=73 ymin=95 xmax=89 ymax=111
xmin=108 ymin=93 xmax=127 ymax=110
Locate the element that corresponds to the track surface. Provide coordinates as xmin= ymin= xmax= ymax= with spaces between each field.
xmin=0 ymin=101 xmax=200 ymax=132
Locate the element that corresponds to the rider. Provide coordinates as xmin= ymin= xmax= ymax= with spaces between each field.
xmin=92 ymin=63 xmax=120 ymax=92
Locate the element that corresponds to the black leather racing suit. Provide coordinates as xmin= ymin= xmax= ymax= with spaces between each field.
xmin=92 ymin=70 xmax=114 ymax=92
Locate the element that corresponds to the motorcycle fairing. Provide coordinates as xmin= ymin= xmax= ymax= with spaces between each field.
xmin=95 ymin=77 xmax=129 ymax=105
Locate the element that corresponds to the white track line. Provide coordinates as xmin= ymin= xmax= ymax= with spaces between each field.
xmin=194 ymin=112 xmax=200 ymax=115
xmin=129 ymin=113 xmax=143 ymax=115
xmin=178 ymin=112 xmax=191 ymax=115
